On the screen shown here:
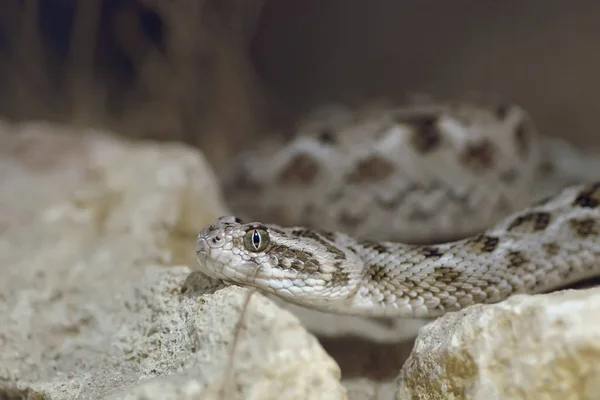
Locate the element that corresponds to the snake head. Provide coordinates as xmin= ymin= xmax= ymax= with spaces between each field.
xmin=195 ymin=216 xmax=364 ymax=310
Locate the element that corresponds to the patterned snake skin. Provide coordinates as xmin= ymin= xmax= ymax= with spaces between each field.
xmin=195 ymin=100 xmax=600 ymax=317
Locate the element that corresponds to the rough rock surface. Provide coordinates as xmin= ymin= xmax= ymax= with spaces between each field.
xmin=0 ymin=122 xmax=345 ymax=399
xmin=396 ymin=288 xmax=600 ymax=400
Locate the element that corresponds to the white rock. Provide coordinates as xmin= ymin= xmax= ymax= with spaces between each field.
xmin=0 ymin=122 xmax=345 ymax=400
xmin=396 ymin=288 xmax=600 ymax=400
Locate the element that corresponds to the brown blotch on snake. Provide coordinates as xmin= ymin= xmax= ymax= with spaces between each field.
xmin=291 ymin=229 xmax=346 ymax=260
xmin=431 ymin=266 xmax=463 ymax=285
xmin=271 ymin=245 xmax=321 ymax=272
xmin=543 ymin=242 xmax=561 ymax=256
xmin=403 ymin=114 xmax=442 ymax=153
xmin=330 ymin=268 xmax=350 ymax=286
xmin=421 ymin=246 xmax=444 ymax=258
xmin=568 ymin=218 xmax=599 ymax=238
xmin=346 ymin=155 xmax=395 ymax=183
xmin=466 ymin=235 xmax=500 ymax=253
xmin=507 ymin=211 xmax=552 ymax=233
xmin=460 ymin=139 xmax=495 ymax=171
xmin=506 ymin=250 xmax=529 ymax=269
xmin=278 ymin=153 xmax=320 ymax=184
xmin=366 ymin=263 xmax=390 ymax=284
xmin=317 ymin=129 xmax=337 ymax=145
xmin=573 ymin=183 xmax=600 ymax=209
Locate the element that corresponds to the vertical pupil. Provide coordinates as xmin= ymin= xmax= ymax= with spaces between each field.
xmin=252 ymin=230 xmax=260 ymax=248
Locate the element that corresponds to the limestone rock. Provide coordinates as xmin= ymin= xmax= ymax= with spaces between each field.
xmin=0 ymin=122 xmax=345 ymax=400
xmin=396 ymin=288 xmax=600 ymax=400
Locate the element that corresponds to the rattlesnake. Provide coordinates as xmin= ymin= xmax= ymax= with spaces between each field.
xmin=195 ymin=99 xmax=600 ymax=318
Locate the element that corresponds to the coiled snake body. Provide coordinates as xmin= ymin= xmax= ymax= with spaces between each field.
xmin=195 ymin=100 xmax=600 ymax=318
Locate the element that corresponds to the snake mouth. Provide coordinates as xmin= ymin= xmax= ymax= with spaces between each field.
xmin=195 ymin=237 xmax=208 ymax=257
xmin=196 ymin=250 xmax=207 ymax=266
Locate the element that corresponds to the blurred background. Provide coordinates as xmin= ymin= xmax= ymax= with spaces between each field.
xmin=1 ymin=3 xmax=599 ymax=395
xmin=1 ymin=0 xmax=599 ymax=169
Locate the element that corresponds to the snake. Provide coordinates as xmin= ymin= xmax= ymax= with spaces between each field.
xmin=194 ymin=99 xmax=600 ymax=318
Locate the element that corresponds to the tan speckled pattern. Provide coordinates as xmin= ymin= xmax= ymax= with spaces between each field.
xmin=196 ymin=183 xmax=600 ymax=317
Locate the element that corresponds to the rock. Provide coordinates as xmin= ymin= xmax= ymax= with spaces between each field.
xmin=0 ymin=122 xmax=345 ymax=400
xmin=396 ymin=288 xmax=600 ymax=400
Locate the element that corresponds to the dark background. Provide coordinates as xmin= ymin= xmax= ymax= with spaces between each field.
xmin=1 ymin=0 xmax=599 ymax=168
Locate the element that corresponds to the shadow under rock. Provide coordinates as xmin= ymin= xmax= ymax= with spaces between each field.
xmin=317 ymin=333 xmax=417 ymax=381
xmin=180 ymin=270 xmax=226 ymax=296
xmin=557 ymin=277 xmax=600 ymax=291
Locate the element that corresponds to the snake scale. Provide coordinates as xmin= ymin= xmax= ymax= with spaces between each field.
xmin=195 ymin=99 xmax=600 ymax=318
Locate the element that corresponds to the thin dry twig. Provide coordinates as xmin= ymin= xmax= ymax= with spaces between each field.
xmin=219 ymin=287 xmax=257 ymax=399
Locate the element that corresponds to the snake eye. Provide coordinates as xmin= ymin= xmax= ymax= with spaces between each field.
xmin=243 ymin=228 xmax=269 ymax=252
